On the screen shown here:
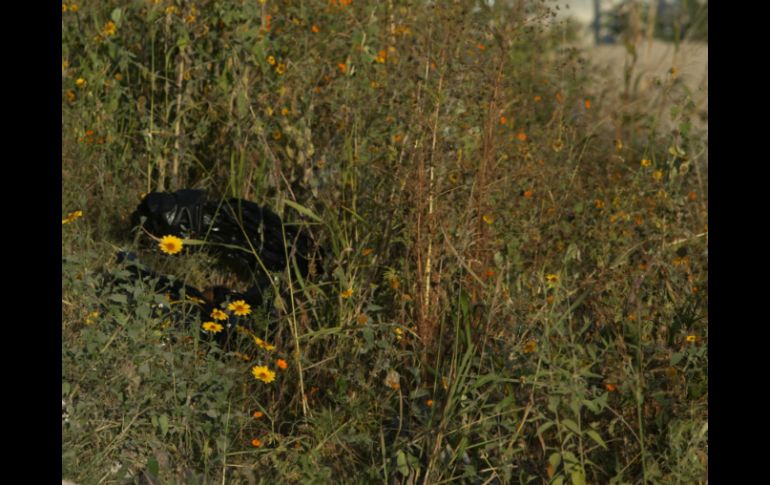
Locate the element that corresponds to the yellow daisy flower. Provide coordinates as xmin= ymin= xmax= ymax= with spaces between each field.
xmin=482 ymin=213 xmax=495 ymax=225
xmin=84 ymin=310 xmax=99 ymax=325
xmin=210 ymin=308 xmax=228 ymax=321
xmin=75 ymin=78 xmax=87 ymax=88
xmin=228 ymin=300 xmax=251 ymax=316
xmin=158 ymin=235 xmax=184 ymax=255
xmin=102 ymin=20 xmax=117 ymax=36
xmin=62 ymin=210 xmax=83 ymax=225
xmin=251 ymin=365 xmax=276 ymax=383
xmin=202 ymin=321 xmax=224 ymax=333
xmin=340 ymin=288 xmax=353 ymax=299
xmin=253 ymin=336 xmax=276 ymax=351
xmin=640 ymin=158 xmax=651 ymax=168
xmin=267 ymin=55 xmax=276 ymax=65
xmin=686 ymin=335 xmax=697 ymax=343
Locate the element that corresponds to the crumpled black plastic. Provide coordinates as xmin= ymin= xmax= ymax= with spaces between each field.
xmin=131 ymin=189 xmax=313 ymax=279
xmin=112 ymin=251 xmax=266 ymax=347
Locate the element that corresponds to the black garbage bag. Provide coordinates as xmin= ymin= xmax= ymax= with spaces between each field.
xmin=111 ymin=251 xmax=267 ymax=348
xmin=131 ymin=190 xmax=314 ymax=279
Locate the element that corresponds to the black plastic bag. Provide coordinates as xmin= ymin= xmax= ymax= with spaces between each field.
xmin=131 ymin=190 xmax=314 ymax=279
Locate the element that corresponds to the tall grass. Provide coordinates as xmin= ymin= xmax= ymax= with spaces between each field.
xmin=63 ymin=1 xmax=707 ymax=483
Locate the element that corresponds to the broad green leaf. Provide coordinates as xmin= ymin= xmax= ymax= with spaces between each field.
xmin=586 ymin=429 xmax=607 ymax=449
xmin=159 ymin=413 xmax=169 ymax=437
xmin=562 ymin=419 xmax=581 ymax=435
xmin=146 ymin=457 xmax=159 ymax=477
xmin=549 ymin=452 xmax=562 ymax=469
xmin=110 ymin=8 xmax=123 ymax=24
xmin=396 ymin=450 xmax=409 ymax=477
xmin=537 ymin=421 xmax=555 ymax=435
xmin=570 ymin=469 xmax=586 ymax=485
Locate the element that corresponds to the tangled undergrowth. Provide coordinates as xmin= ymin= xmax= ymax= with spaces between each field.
xmin=62 ymin=1 xmax=707 ymax=483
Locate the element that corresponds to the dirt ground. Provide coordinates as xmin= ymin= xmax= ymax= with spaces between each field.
xmin=583 ymin=39 xmax=708 ymax=137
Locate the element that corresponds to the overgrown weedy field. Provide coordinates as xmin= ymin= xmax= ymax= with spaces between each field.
xmin=62 ymin=1 xmax=708 ymax=483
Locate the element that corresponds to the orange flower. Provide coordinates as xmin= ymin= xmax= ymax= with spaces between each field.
xmin=253 ymin=411 xmax=264 ymax=419
xmin=534 ymin=95 xmax=542 ymax=103
xmin=426 ymin=399 xmax=434 ymax=407
xmin=516 ymin=132 xmax=527 ymax=142
xmin=499 ymin=116 xmax=507 ymax=125
xmin=337 ymin=62 xmax=348 ymax=74
xmin=584 ymin=99 xmax=591 ymax=109
xmin=251 ymin=438 xmax=263 ymax=448
xmin=605 ymin=383 xmax=617 ymax=392
xmin=522 ymin=189 xmax=533 ymax=198
xmin=361 ymin=247 xmax=374 ymax=256
xmin=311 ymin=24 xmax=320 ymax=33
xmin=276 ymin=359 xmax=288 ymax=370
